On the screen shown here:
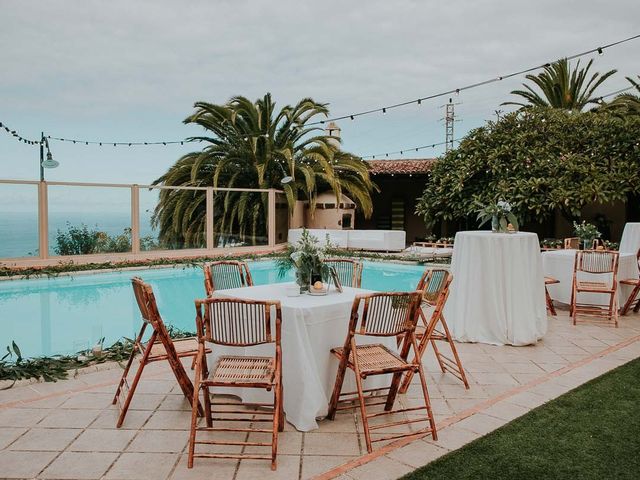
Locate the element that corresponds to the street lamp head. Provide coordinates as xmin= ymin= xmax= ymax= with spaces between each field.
xmin=281 ymin=176 xmax=293 ymax=184
xmin=42 ymin=151 xmax=59 ymax=169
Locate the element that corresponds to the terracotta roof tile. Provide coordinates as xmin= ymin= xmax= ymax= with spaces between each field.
xmin=366 ymin=159 xmax=435 ymax=175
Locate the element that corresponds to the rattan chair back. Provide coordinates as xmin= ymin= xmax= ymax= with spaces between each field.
xmin=416 ymin=269 xmax=450 ymax=305
xmin=352 ymin=291 xmax=422 ymax=337
xmin=197 ymin=297 xmax=279 ymax=347
xmin=204 ymin=260 xmax=254 ymax=295
xmin=577 ymin=250 xmax=619 ymax=274
xmin=324 ymin=259 xmax=363 ymax=288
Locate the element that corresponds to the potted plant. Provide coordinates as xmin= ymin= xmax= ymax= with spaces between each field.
xmin=476 ymin=200 xmax=519 ymax=233
xmin=277 ymin=229 xmax=331 ymax=293
xmin=573 ymin=221 xmax=601 ymax=250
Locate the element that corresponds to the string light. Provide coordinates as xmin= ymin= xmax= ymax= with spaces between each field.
xmin=0 ymin=121 xmax=41 ymax=145
xmin=361 ymin=139 xmax=461 ymax=160
xmin=309 ymin=33 xmax=640 ymax=126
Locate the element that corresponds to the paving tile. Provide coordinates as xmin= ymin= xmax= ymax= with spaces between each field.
xmin=9 ymin=427 xmax=81 ymax=451
xmin=0 ymin=427 xmax=27 ymax=449
xmin=69 ymin=428 xmax=137 ymax=452
xmin=105 ymin=452 xmax=179 ymax=480
xmin=169 ymin=454 xmax=238 ymax=480
xmin=40 ymin=451 xmax=119 ymax=479
xmin=16 ymin=394 xmax=71 ymax=409
xmin=301 ymin=454 xmax=356 ymax=479
xmin=127 ymin=429 xmax=189 ymax=453
xmin=129 ymin=393 xmax=166 ymax=411
xmin=454 ymin=413 xmax=507 ymax=436
xmin=245 ymin=430 xmax=302 ymax=455
xmin=135 ymin=380 xmax=176 ymax=394
xmin=0 ymin=407 xmax=48 ymax=427
xmin=89 ymin=409 xmax=153 ymax=430
xmin=482 ymin=400 xmax=531 ymax=421
xmin=386 ymin=440 xmax=449 ymax=468
xmin=424 ymin=425 xmax=479 ymax=450
xmin=60 ymin=392 xmax=116 ymax=409
xmin=504 ymin=390 xmax=548 ymax=409
xmin=158 ymin=394 xmax=192 ymax=411
xmin=347 ymin=454 xmax=413 ymax=479
xmin=304 ymin=432 xmax=361 ymax=456
xmin=469 ymin=372 xmax=519 ymax=386
xmin=39 ymin=408 xmax=102 ymax=428
xmin=235 ymin=454 xmax=300 ymax=480
xmin=315 ymin=413 xmax=357 ymax=433
xmin=0 ymin=450 xmax=58 ymax=478
xmin=142 ymin=410 xmax=192 ymax=430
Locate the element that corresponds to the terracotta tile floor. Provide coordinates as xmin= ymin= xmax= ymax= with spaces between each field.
xmin=1 ymin=308 xmax=639 ymax=480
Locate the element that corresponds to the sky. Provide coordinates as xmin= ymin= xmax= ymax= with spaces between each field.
xmin=1 ymin=0 xmax=639 ymax=197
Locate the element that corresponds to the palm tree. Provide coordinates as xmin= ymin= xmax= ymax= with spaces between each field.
xmin=502 ymin=59 xmax=616 ymax=111
xmin=598 ymin=75 xmax=640 ymax=116
xmin=152 ymin=94 xmax=376 ymax=247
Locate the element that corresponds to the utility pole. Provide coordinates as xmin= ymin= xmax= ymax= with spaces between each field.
xmin=441 ymin=98 xmax=461 ymax=152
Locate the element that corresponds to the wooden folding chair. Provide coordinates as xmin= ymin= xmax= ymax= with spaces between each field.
xmin=327 ymin=291 xmax=437 ymax=453
xmin=204 ymin=260 xmax=254 ymax=295
xmin=112 ymin=277 xmax=203 ymax=428
xmin=620 ymin=249 xmax=640 ymax=316
xmin=564 ymin=237 xmax=579 ymax=249
xmin=545 ymin=276 xmax=560 ymax=316
xmin=188 ymin=297 xmax=283 ymax=470
xmin=399 ymin=269 xmax=468 ymax=393
xmin=570 ymin=250 xmax=620 ymax=326
xmin=324 ymin=258 xmax=363 ymax=288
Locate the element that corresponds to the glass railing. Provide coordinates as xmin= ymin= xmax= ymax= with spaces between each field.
xmin=0 ymin=180 xmax=286 ymax=261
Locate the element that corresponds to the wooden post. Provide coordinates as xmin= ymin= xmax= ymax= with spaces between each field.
xmin=206 ymin=187 xmax=214 ymax=250
xmin=38 ymin=181 xmax=48 ymax=259
xmin=131 ymin=185 xmax=140 ymax=254
xmin=268 ymin=189 xmax=276 ymax=247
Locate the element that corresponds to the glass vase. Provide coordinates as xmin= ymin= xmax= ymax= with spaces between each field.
xmin=295 ymin=269 xmax=310 ymax=293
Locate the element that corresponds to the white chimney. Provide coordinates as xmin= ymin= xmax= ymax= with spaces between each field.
xmin=325 ymin=121 xmax=341 ymax=149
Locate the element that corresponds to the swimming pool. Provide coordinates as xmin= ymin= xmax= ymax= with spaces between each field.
xmin=0 ymin=260 xmax=426 ymax=358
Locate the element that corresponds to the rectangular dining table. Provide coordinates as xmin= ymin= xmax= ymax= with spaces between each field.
xmin=209 ymin=282 xmax=397 ymax=431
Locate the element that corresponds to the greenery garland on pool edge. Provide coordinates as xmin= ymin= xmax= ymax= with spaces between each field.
xmin=0 ymin=326 xmax=195 ymax=388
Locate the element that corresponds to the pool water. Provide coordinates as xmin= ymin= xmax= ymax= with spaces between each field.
xmin=0 ymin=260 xmax=426 ymax=358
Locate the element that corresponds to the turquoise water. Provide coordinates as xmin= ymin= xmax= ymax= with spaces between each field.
xmin=0 ymin=260 xmax=425 ymax=358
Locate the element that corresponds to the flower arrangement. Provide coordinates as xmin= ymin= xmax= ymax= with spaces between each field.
xmin=573 ymin=221 xmax=601 ymax=249
xmin=476 ymin=200 xmax=519 ymax=233
xmin=276 ymin=229 xmax=331 ymax=292
xmin=541 ymin=238 xmax=563 ymax=249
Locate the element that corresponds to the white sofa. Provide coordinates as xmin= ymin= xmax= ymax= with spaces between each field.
xmin=287 ymin=229 xmax=406 ymax=252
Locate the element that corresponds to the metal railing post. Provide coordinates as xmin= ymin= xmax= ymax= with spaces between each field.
xmin=206 ymin=187 xmax=214 ymax=250
xmin=268 ymin=189 xmax=276 ymax=247
xmin=38 ymin=181 xmax=49 ymax=259
xmin=131 ymin=185 xmax=140 ymax=254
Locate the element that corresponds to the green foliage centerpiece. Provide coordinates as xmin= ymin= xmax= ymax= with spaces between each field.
xmin=573 ymin=221 xmax=601 ymax=249
xmin=276 ymin=229 xmax=330 ymax=293
xmin=476 ymin=200 xmax=519 ymax=233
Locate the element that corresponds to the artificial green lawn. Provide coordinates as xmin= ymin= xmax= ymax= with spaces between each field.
xmin=402 ymin=358 xmax=640 ymax=480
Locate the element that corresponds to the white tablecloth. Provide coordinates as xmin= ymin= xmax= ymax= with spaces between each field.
xmin=542 ymin=250 xmax=639 ymax=306
xmin=619 ymin=223 xmax=640 ymax=255
xmin=209 ymin=283 xmax=396 ymax=431
xmin=445 ymin=231 xmax=547 ymax=346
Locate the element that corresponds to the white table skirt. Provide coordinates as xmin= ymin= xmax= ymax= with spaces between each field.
xmin=445 ymin=231 xmax=547 ymax=346
xmin=209 ymin=283 xmax=396 ymax=431
xmin=619 ymin=223 xmax=640 ymax=255
xmin=542 ymin=250 xmax=639 ymax=306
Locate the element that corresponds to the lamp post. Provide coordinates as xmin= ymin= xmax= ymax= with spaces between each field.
xmin=39 ymin=132 xmax=59 ymax=181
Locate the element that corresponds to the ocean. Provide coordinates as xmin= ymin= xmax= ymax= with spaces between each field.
xmin=0 ymin=211 xmax=156 ymax=258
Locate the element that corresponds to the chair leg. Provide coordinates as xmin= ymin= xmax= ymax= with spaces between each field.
xmin=271 ymin=382 xmax=281 ymax=471
xmin=438 ymin=316 xmax=470 ymax=389
xmin=384 ymin=371 xmax=404 ymax=412
xmin=116 ymin=356 xmax=148 ymax=428
xmin=187 ymin=379 xmax=201 ymax=468
xmin=545 ymin=287 xmax=557 ymax=316
xmin=354 ymin=368 xmax=373 ymax=453
xmin=415 ymin=362 xmax=437 ymax=441
xmin=190 ymin=355 xmax=197 ymax=370
xmin=112 ymin=348 xmax=137 ymax=406
xmin=620 ymin=284 xmax=640 ymax=315
xmin=327 ymin=355 xmax=349 ymax=420
xmin=399 ymin=332 xmax=429 ymax=394
xmin=278 ymin=383 xmax=285 ymax=432
xmin=430 ymin=339 xmax=446 ymax=373
xmin=203 ymin=384 xmax=212 ymax=428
